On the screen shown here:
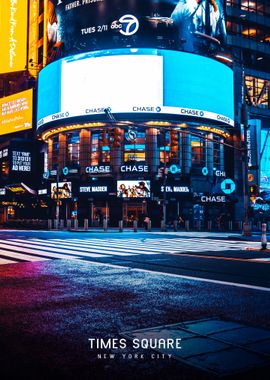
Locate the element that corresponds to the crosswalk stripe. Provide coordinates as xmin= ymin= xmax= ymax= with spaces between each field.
xmin=0 ymin=249 xmax=50 ymax=262
xmin=0 ymin=241 xmax=86 ymax=260
xmin=11 ymin=239 xmax=137 ymax=256
xmin=34 ymin=238 xmax=165 ymax=255
xmin=0 ymin=257 xmax=18 ymax=265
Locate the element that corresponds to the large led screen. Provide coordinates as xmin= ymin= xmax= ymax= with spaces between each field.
xmin=0 ymin=0 xmax=28 ymax=74
xmin=37 ymin=49 xmax=234 ymax=129
xmin=1 ymin=89 xmax=33 ymax=136
xmin=51 ymin=182 xmax=72 ymax=199
xmin=46 ymin=0 xmax=226 ymax=60
xmin=117 ymin=180 xmax=151 ymax=198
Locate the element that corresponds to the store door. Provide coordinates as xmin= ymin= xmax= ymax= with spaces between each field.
xmin=123 ymin=202 xmax=147 ymax=227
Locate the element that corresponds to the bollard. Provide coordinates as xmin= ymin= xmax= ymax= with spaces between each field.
xmin=185 ymin=220 xmax=189 ymax=231
xmin=103 ymin=219 xmax=108 ymax=232
xmin=161 ymin=220 xmax=166 ymax=232
xmin=59 ymin=219 xmax=64 ymax=230
xmin=173 ymin=220 xmax=178 ymax=232
xmin=48 ymin=219 xmax=52 ymax=230
xmin=242 ymin=222 xmax=251 ymax=236
xmin=54 ymin=219 xmax=59 ymax=230
xmin=74 ymin=219 xmax=78 ymax=231
xmin=67 ymin=219 xmax=71 ymax=230
xmin=261 ymin=223 xmax=267 ymax=250
xmin=229 ymin=220 xmax=233 ymax=231
xmin=84 ymin=218 xmax=88 ymax=230
xmin=147 ymin=219 xmax=151 ymax=232
xmin=119 ymin=220 xmax=123 ymax=232
xmin=207 ymin=220 xmax=212 ymax=231
xmin=133 ymin=220 xmax=137 ymax=232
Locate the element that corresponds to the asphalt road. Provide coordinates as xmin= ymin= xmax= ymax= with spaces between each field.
xmin=0 ymin=230 xmax=270 ymax=380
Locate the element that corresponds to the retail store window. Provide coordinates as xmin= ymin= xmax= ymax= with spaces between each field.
xmin=67 ymin=133 xmax=79 ymax=166
xmin=191 ymin=136 xmax=205 ymax=167
xmin=52 ymin=136 xmax=59 ymax=170
xmin=91 ymin=133 xmax=99 ymax=166
xmin=245 ymin=76 xmax=270 ymax=109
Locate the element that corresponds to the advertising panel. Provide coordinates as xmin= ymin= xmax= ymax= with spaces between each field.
xmin=117 ymin=180 xmax=151 ymax=198
xmin=37 ymin=49 xmax=234 ymax=129
xmin=1 ymin=89 xmax=33 ymax=136
xmin=51 ymin=181 xmax=72 ymax=198
xmin=46 ymin=0 xmax=226 ymax=59
xmin=0 ymin=0 xmax=28 ymax=73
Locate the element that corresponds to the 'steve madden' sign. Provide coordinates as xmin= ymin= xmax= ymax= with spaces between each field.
xmin=120 ymin=165 xmax=148 ymax=173
xmin=85 ymin=166 xmax=111 ymax=174
xmin=80 ymin=186 xmax=108 ymax=193
xmin=161 ymin=186 xmax=190 ymax=193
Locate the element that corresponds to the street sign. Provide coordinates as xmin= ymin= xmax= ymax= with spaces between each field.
xmin=221 ymin=179 xmax=236 ymax=194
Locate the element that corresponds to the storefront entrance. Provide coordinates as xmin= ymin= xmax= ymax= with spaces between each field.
xmin=123 ymin=202 xmax=147 ymax=227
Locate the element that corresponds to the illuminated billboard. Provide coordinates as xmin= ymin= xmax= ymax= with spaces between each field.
xmin=1 ymin=89 xmax=33 ymax=136
xmin=37 ymin=49 xmax=234 ymax=129
xmin=46 ymin=0 xmax=226 ymax=59
xmin=0 ymin=0 xmax=28 ymax=74
xmin=51 ymin=182 xmax=72 ymax=199
xmin=117 ymin=180 xmax=151 ymax=198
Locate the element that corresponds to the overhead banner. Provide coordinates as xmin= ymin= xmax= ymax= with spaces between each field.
xmin=46 ymin=0 xmax=227 ymax=59
xmin=0 ymin=89 xmax=33 ymax=136
xmin=0 ymin=0 xmax=28 ymax=74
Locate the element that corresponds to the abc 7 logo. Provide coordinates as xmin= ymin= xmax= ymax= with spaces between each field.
xmin=111 ymin=15 xmax=139 ymax=36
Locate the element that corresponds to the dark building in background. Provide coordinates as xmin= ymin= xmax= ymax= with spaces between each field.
xmin=0 ymin=1 xmax=269 ymax=229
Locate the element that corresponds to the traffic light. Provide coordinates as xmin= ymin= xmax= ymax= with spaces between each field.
xmin=101 ymin=130 xmax=108 ymax=145
xmin=112 ymin=127 xmax=123 ymax=147
xmin=249 ymin=184 xmax=259 ymax=196
xmin=170 ymin=130 xmax=178 ymax=150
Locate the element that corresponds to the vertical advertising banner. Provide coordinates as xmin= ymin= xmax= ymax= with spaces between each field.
xmin=46 ymin=0 xmax=227 ymax=60
xmin=0 ymin=0 xmax=28 ymax=74
xmin=28 ymin=0 xmax=40 ymax=78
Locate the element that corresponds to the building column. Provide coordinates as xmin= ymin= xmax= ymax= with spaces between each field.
xmin=110 ymin=129 xmax=124 ymax=173
xmin=146 ymin=128 xmax=159 ymax=173
xmin=220 ymin=139 xmax=225 ymax=171
xmin=79 ymin=129 xmax=91 ymax=175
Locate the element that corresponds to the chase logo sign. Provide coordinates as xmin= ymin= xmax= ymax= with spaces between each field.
xmin=221 ymin=179 xmax=236 ymax=195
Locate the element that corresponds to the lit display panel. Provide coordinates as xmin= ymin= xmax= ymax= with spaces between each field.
xmin=1 ymin=89 xmax=33 ymax=136
xmin=37 ymin=49 xmax=234 ymax=130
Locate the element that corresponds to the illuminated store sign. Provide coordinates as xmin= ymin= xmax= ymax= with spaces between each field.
xmin=0 ymin=0 xmax=28 ymax=73
xmin=37 ymin=50 xmax=234 ymax=131
xmin=0 ymin=188 xmax=6 ymax=195
xmin=80 ymin=186 xmax=108 ymax=193
xmin=85 ymin=165 xmax=111 ymax=174
xmin=47 ymin=0 xmax=226 ymax=58
xmin=1 ymin=89 xmax=33 ymax=136
xmin=38 ymin=189 xmax=48 ymax=195
xmin=11 ymin=151 xmax=31 ymax=172
xmin=201 ymin=195 xmax=226 ymax=203
xmin=120 ymin=165 xmax=148 ymax=173
xmin=0 ymin=149 xmax=8 ymax=159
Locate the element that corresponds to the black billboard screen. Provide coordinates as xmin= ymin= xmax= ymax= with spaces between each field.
xmin=47 ymin=0 xmax=226 ymax=59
